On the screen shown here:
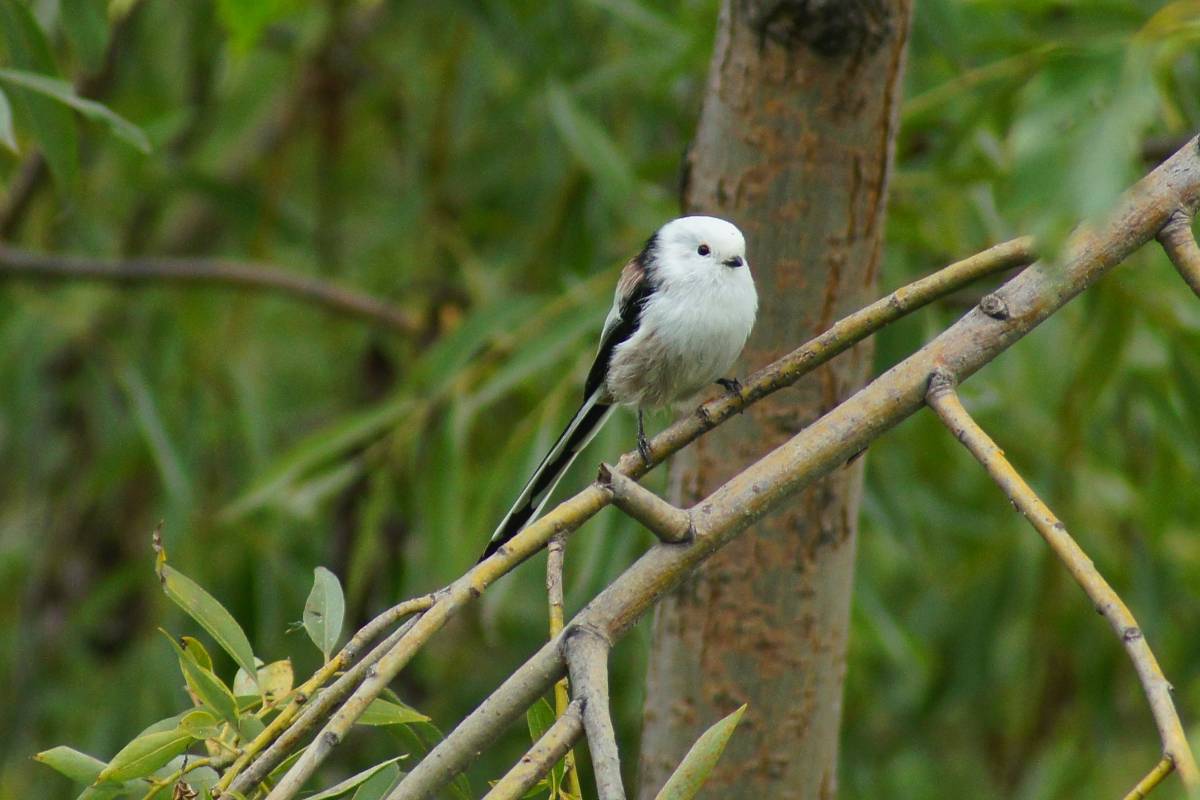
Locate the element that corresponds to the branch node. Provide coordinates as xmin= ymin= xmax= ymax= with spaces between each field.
xmin=925 ymin=368 xmax=958 ymax=402
xmin=597 ymin=464 xmax=693 ymax=543
xmin=1156 ymin=208 xmax=1200 ymax=299
xmin=562 ymin=622 xmax=613 ymax=653
xmin=979 ymin=292 xmax=1010 ymax=320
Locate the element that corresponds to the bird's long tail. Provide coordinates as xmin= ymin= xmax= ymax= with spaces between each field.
xmin=480 ymin=391 xmax=614 ymax=561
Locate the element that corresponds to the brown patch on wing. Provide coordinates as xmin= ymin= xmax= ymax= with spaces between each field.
xmin=616 ymin=257 xmax=646 ymax=311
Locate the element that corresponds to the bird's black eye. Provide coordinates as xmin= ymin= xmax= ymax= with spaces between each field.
xmin=697 ymin=244 xmax=711 ymax=256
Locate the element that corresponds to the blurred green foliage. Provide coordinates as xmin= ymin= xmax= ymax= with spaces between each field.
xmin=0 ymin=0 xmax=1198 ymax=798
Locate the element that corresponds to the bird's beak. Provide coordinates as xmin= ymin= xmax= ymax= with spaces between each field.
xmin=723 ymin=256 xmax=745 ymax=268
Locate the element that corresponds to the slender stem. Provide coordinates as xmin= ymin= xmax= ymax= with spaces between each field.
xmin=547 ymin=534 xmax=583 ymax=798
xmin=925 ymin=374 xmax=1200 ymax=792
xmin=223 ymin=608 xmax=430 ymax=796
xmin=1123 ymin=756 xmax=1176 ymax=800
xmin=1157 ymin=209 xmax=1200 ymax=298
xmin=564 ymin=627 xmax=624 ymax=800
xmin=140 ymin=757 xmax=214 ymax=800
xmin=482 ymin=699 xmax=585 ymax=800
xmin=0 ymin=244 xmax=420 ymax=336
xmin=218 ymin=596 xmax=433 ymax=792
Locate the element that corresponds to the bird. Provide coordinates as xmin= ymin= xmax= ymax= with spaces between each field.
xmin=479 ymin=215 xmax=758 ymax=561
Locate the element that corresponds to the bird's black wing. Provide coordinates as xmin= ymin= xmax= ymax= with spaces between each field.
xmin=480 ymin=241 xmax=658 ymax=561
xmin=584 ymin=254 xmax=656 ymax=400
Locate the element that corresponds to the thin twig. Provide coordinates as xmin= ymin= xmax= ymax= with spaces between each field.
xmin=223 ymin=606 xmax=430 ymax=796
xmin=925 ymin=373 xmax=1200 ymax=793
xmin=0 ymin=244 xmax=420 ymax=336
xmin=597 ymin=464 xmax=691 ymax=543
xmin=140 ymin=756 xmax=214 ymax=800
xmin=346 ymin=594 xmax=438 ymax=661
xmin=1157 ymin=209 xmax=1200 ymax=298
xmin=382 ymin=137 xmax=1200 ymax=800
xmin=262 ymin=613 xmax=445 ymax=799
xmin=482 ymin=699 xmax=585 ymax=800
xmin=1123 ymin=756 xmax=1176 ymax=800
xmin=564 ymin=627 xmax=624 ymax=800
xmin=546 ymin=534 xmax=583 ymax=798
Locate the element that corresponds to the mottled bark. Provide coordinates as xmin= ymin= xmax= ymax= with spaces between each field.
xmin=638 ymin=2 xmax=912 ymax=798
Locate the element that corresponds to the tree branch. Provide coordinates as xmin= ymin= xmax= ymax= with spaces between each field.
xmin=1157 ymin=208 xmax=1200 ymax=298
xmin=0 ymin=243 xmax=420 ymax=335
xmin=222 ymin=600 xmax=432 ymax=795
xmin=382 ymin=136 xmax=1200 ymax=800
xmin=1124 ymin=757 xmax=1176 ymax=800
xmin=546 ymin=533 xmax=582 ymax=797
xmin=482 ymin=699 xmax=584 ymax=800
xmin=563 ymin=627 xmax=623 ymax=800
xmin=924 ymin=374 xmax=1199 ymax=793
xmin=597 ymin=464 xmax=691 ymax=544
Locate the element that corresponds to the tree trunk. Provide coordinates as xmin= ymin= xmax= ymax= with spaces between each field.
xmin=637 ymin=2 xmax=911 ymax=798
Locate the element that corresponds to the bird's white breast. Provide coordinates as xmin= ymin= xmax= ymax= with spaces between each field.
xmin=605 ymin=267 xmax=757 ymax=408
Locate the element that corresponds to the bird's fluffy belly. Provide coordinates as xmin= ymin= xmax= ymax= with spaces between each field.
xmin=604 ymin=283 xmax=755 ymax=408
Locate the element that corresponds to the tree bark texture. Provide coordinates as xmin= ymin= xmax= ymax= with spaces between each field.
xmin=638 ymin=2 xmax=912 ymax=798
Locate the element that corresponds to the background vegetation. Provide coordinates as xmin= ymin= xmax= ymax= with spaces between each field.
xmin=1 ymin=0 xmax=1199 ymax=797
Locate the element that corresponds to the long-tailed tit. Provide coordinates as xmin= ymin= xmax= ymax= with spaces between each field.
xmin=480 ymin=215 xmax=758 ymax=561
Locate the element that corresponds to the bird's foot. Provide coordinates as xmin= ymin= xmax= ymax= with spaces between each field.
xmin=716 ymin=377 xmax=743 ymax=397
xmin=637 ymin=431 xmax=653 ymax=467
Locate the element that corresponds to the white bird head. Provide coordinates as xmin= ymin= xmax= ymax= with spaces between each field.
xmin=646 ymin=216 xmax=750 ymax=283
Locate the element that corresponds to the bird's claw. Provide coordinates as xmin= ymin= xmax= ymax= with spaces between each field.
xmin=637 ymin=432 xmax=653 ymax=467
xmin=716 ymin=377 xmax=743 ymax=397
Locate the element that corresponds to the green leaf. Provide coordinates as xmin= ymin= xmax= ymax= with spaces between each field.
xmin=221 ymin=396 xmax=414 ymax=520
xmin=60 ymin=0 xmax=109 ymax=72
xmin=156 ymin=564 xmax=258 ymax=688
xmin=350 ymin=763 xmax=402 ymax=800
xmin=406 ymin=298 xmax=540 ymax=393
xmin=238 ymin=714 xmax=266 ymax=742
xmin=215 ymin=0 xmax=294 ymax=50
xmin=0 ymin=87 xmax=16 ymax=153
xmin=180 ymin=636 xmax=213 ymax=672
xmin=136 ymin=713 xmax=187 ymax=738
xmin=303 ymin=567 xmax=345 ymax=660
xmin=97 ymin=728 xmax=194 ymax=783
xmin=0 ymin=68 xmax=150 ymax=152
xmin=266 ymin=747 xmax=306 ymax=783
xmin=233 ymin=658 xmax=292 ymax=702
xmin=163 ymin=632 xmax=240 ymax=724
xmin=0 ymin=0 xmax=78 ymax=187
xmin=524 ymin=698 xmax=562 ymax=792
xmin=176 ymin=764 xmax=218 ymax=797
xmin=304 ymin=756 xmax=406 ymax=800
xmin=546 ymin=81 xmax=635 ymax=202
xmin=75 ymin=785 xmax=129 ymax=800
xmin=653 ymin=704 xmax=746 ymax=800
xmin=525 ymin=697 xmax=556 ymax=743
xmin=179 ymin=709 xmax=221 ymax=740
xmin=357 ymin=698 xmax=431 ymax=727
xmin=387 ymin=719 xmax=471 ymax=800
xmin=33 ymin=747 xmax=107 ymax=783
